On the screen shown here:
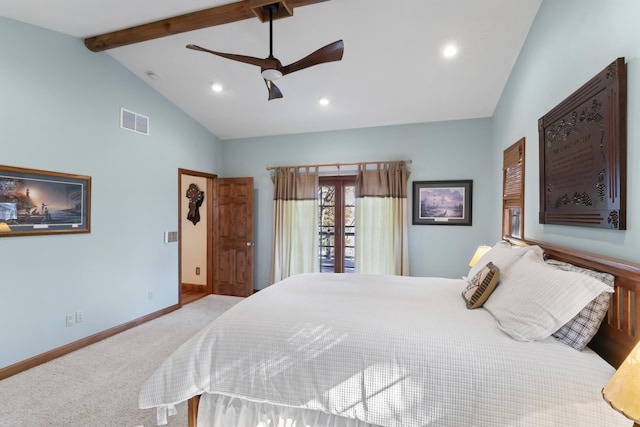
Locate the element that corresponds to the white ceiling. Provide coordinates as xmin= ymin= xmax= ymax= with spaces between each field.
xmin=2 ymin=0 xmax=542 ymax=140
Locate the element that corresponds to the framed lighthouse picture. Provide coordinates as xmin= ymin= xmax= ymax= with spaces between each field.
xmin=0 ymin=165 xmax=91 ymax=237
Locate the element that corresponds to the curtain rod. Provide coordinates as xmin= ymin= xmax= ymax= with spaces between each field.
xmin=266 ymin=159 xmax=412 ymax=171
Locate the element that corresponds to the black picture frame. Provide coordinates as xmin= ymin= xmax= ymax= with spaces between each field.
xmin=0 ymin=164 xmax=91 ymax=237
xmin=412 ymin=180 xmax=472 ymax=225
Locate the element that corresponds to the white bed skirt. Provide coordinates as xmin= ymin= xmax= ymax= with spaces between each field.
xmin=198 ymin=393 xmax=381 ymax=427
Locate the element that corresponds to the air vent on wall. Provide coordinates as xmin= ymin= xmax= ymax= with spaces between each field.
xmin=120 ymin=108 xmax=149 ymax=135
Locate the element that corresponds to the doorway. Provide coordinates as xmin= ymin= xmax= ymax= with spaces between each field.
xmin=178 ymin=171 xmax=255 ymax=304
xmin=178 ymin=169 xmax=216 ymax=305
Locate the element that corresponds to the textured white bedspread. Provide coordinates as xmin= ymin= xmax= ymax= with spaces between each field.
xmin=139 ymin=273 xmax=630 ymax=427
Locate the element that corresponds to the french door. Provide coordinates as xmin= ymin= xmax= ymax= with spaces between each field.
xmin=318 ymin=176 xmax=356 ymax=273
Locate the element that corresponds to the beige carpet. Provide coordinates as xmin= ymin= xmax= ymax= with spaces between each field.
xmin=0 ymin=295 xmax=243 ymax=427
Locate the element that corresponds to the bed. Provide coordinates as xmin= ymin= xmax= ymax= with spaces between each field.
xmin=139 ymin=238 xmax=639 ymax=427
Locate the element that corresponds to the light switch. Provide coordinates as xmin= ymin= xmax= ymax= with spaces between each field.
xmin=164 ymin=231 xmax=178 ymax=243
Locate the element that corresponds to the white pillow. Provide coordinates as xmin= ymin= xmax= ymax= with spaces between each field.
xmin=483 ymin=250 xmax=613 ymax=341
xmin=467 ymin=240 xmax=542 ymax=279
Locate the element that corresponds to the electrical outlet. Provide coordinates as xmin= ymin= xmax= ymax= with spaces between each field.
xmin=66 ymin=314 xmax=75 ymax=327
xmin=196 ymin=267 xmax=200 ymax=275
xmin=148 ymin=291 xmax=154 ymax=300
xmin=76 ymin=311 xmax=84 ymax=323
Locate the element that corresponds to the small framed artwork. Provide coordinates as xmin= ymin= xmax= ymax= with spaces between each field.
xmin=0 ymin=165 xmax=91 ymax=237
xmin=412 ymin=180 xmax=472 ymax=225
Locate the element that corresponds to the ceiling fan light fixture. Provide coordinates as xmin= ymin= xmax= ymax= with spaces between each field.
xmin=261 ymin=68 xmax=283 ymax=81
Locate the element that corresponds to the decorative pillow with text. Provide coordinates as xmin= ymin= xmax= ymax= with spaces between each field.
xmin=463 ymin=262 xmax=500 ymax=309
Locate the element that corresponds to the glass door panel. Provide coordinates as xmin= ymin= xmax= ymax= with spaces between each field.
xmin=318 ymin=177 xmax=356 ymax=273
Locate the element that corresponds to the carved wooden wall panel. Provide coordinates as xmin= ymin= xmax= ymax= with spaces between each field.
xmin=538 ymin=58 xmax=627 ymax=229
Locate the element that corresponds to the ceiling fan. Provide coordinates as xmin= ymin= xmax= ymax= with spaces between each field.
xmin=186 ymin=3 xmax=344 ymax=100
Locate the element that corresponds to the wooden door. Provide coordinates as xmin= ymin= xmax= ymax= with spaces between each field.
xmin=214 ymin=177 xmax=254 ymax=297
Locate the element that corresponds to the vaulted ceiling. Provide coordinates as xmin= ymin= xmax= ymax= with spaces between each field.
xmin=3 ymin=0 xmax=542 ymax=140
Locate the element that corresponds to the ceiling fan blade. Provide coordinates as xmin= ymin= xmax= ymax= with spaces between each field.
xmin=282 ymin=40 xmax=344 ymax=76
xmin=84 ymin=0 xmax=329 ymax=52
xmin=265 ymin=79 xmax=283 ymax=101
xmin=186 ymin=44 xmax=278 ymax=69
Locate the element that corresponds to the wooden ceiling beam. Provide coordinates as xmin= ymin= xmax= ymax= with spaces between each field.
xmin=84 ymin=0 xmax=329 ymax=52
xmin=249 ymin=0 xmax=293 ymax=22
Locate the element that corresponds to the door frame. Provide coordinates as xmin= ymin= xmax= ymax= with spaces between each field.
xmin=178 ymin=169 xmax=217 ymax=305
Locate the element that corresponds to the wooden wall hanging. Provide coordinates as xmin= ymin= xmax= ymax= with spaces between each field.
xmin=186 ymin=183 xmax=204 ymax=225
xmin=538 ymin=57 xmax=627 ymax=229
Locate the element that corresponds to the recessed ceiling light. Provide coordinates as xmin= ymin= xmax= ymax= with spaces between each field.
xmin=319 ymin=97 xmax=330 ymax=106
xmin=211 ymin=82 xmax=223 ymax=92
xmin=442 ymin=44 xmax=459 ymax=59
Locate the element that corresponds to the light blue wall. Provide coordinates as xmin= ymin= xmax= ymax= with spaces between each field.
xmin=221 ymin=119 xmax=496 ymax=288
xmin=0 ymin=18 xmax=221 ymax=369
xmin=492 ymin=0 xmax=640 ymax=260
xmin=5 ymin=0 xmax=638 ymax=371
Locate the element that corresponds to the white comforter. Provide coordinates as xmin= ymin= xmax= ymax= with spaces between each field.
xmin=139 ymin=273 xmax=630 ymax=427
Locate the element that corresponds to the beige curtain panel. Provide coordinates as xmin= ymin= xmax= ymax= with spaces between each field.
xmin=355 ymin=161 xmax=409 ymax=199
xmin=271 ymin=167 xmax=319 ymax=283
xmin=355 ymin=161 xmax=410 ymax=275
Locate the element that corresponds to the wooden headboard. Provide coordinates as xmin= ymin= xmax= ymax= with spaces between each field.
xmin=511 ymin=238 xmax=640 ymax=368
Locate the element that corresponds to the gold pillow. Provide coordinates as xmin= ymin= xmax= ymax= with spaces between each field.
xmin=462 ymin=262 xmax=500 ymax=309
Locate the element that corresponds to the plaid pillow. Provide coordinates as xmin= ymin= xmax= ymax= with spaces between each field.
xmin=546 ymin=259 xmax=614 ymax=351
